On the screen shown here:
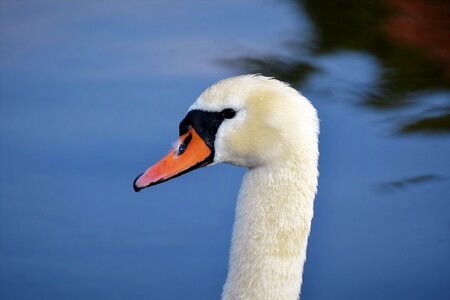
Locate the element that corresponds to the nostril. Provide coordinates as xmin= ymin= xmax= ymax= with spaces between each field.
xmin=176 ymin=133 xmax=192 ymax=156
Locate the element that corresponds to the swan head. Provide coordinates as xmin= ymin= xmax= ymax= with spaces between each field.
xmin=134 ymin=74 xmax=318 ymax=192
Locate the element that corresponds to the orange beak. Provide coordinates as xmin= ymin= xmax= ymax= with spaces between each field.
xmin=133 ymin=127 xmax=213 ymax=192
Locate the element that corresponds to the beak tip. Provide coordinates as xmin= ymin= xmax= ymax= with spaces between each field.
xmin=133 ymin=174 xmax=144 ymax=192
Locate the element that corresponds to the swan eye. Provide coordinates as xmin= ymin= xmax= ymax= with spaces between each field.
xmin=221 ymin=108 xmax=236 ymax=119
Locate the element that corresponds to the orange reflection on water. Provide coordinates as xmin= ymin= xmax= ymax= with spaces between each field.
xmin=384 ymin=0 xmax=450 ymax=79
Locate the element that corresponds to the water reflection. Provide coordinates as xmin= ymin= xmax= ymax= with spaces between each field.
xmin=225 ymin=0 xmax=450 ymax=134
xmin=375 ymin=174 xmax=446 ymax=194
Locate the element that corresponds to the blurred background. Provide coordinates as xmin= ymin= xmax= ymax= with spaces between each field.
xmin=1 ymin=0 xmax=449 ymax=299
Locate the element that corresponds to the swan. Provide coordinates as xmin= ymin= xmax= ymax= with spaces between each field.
xmin=133 ymin=75 xmax=319 ymax=300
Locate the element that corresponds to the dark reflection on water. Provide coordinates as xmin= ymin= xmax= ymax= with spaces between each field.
xmin=374 ymin=174 xmax=446 ymax=194
xmin=224 ymin=0 xmax=450 ymax=134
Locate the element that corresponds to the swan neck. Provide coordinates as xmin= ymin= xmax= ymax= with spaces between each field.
xmin=222 ymin=162 xmax=318 ymax=300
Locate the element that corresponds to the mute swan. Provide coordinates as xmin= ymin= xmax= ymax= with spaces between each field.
xmin=133 ymin=75 xmax=319 ymax=300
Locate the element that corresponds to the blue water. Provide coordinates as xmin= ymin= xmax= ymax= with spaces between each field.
xmin=1 ymin=1 xmax=449 ymax=299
